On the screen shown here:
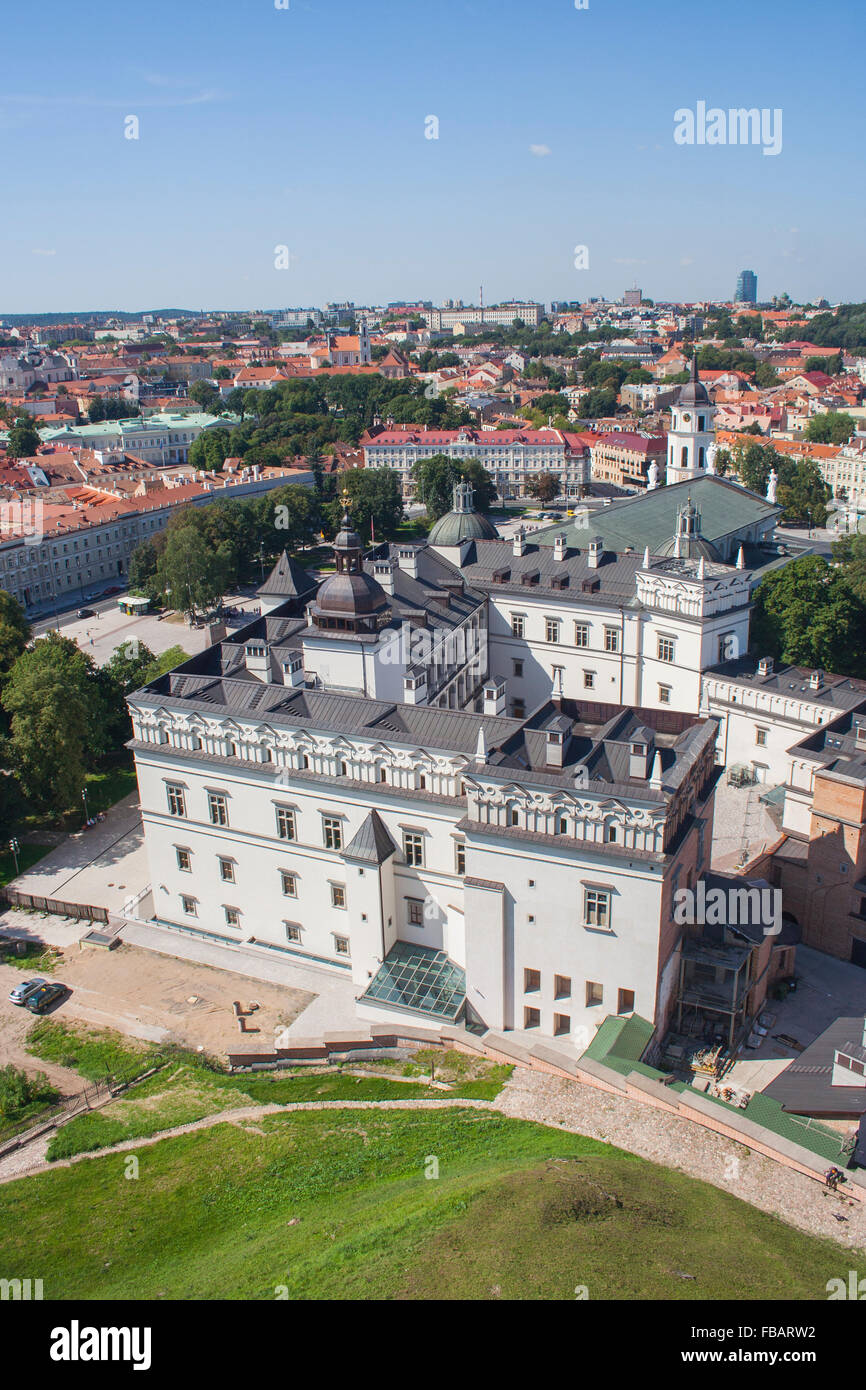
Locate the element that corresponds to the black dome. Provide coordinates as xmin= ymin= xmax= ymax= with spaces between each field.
xmin=677 ymin=356 xmax=710 ymax=407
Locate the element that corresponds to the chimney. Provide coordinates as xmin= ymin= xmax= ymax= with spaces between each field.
xmin=513 ymin=526 xmax=526 ymax=557
xmin=396 ymin=546 xmax=419 ymax=578
xmin=403 ymin=670 xmax=428 ymax=705
xmin=281 ymin=653 xmax=304 ymax=688
xmin=554 ymin=533 xmax=567 ymax=562
xmin=482 ymin=680 xmax=506 ymax=716
xmin=545 ymin=720 xmax=569 ymax=768
xmin=809 ymin=669 xmax=822 ymax=691
xmin=373 ymin=557 xmax=396 ymax=594
xmin=587 ymin=536 xmax=603 ymax=569
xmin=629 ymin=730 xmax=654 ymax=779
xmin=758 ymin=656 xmax=774 ymax=678
xmin=649 ymin=750 xmax=663 ymax=790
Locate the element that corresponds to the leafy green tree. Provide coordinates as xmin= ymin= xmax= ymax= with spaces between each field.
xmin=156 ymin=527 xmax=230 ymax=618
xmin=579 ymin=387 xmax=619 ymax=418
xmin=1 ymin=634 xmax=103 ymax=812
xmin=411 ymin=455 xmax=496 ymax=522
xmin=527 ymin=472 xmax=560 ymax=504
xmin=776 ymin=458 xmax=831 ymax=527
xmin=188 ymin=381 xmax=221 ymax=413
xmin=128 ymin=537 xmax=162 ymax=593
xmin=188 ymin=428 xmax=230 ymax=472
xmin=751 ymin=555 xmax=866 ymax=676
xmin=329 ymin=467 xmax=403 ymax=540
xmin=0 ymin=591 xmax=31 ymax=680
xmin=258 ymin=485 xmax=321 ymax=553
xmin=6 ymin=416 xmax=40 ymax=460
xmin=87 ymin=395 xmax=106 ymax=422
xmin=832 ymin=534 xmax=866 ymax=607
xmin=805 ymin=412 xmax=856 ymax=445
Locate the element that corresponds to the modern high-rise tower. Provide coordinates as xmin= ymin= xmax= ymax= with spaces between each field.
xmin=735 ymin=269 xmax=758 ymax=304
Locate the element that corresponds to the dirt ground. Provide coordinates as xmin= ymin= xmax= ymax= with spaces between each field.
xmin=0 ymin=942 xmax=315 ymax=1091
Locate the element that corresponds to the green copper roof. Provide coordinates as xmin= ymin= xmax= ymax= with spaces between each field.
xmin=535 ymin=476 xmax=780 ymax=554
xmin=428 ymin=508 xmax=498 ymax=546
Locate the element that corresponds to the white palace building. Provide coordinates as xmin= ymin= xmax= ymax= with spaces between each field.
xmin=129 ymin=373 xmax=799 ymax=1046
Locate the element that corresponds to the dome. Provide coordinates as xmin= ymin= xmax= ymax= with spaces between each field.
xmin=428 ymin=481 xmax=497 ymax=546
xmin=428 ymin=508 xmax=498 ymax=546
xmin=656 ymin=496 xmax=722 ymax=563
xmin=315 ymin=570 xmax=388 ymax=617
xmin=676 ymin=355 xmax=710 ymax=408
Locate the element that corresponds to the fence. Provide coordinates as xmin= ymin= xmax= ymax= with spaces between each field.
xmin=0 ymin=889 xmax=108 ymax=923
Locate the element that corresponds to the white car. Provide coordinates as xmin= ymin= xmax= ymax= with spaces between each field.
xmin=8 ymin=977 xmax=46 ymax=1006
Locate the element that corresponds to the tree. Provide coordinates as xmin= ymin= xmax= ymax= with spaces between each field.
xmin=156 ymin=527 xmax=230 ymax=618
xmin=579 ymin=387 xmax=619 ymax=418
xmin=188 ymin=381 xmax=221 ymax=413
xmin=87 ymin=395 xmax=106 ymax=422
xmin=6 ymin=416 xmax=40 ymax=460
xmin=258 ymin=485 xmax=321 ymax=553
xmin=832 ymin=534 xmax=866 ymax=607
xmin=1 ymin=634 xmax=104 ymax=812
xmin=805 ymin=412 xmax=856 ymax=445
xmin=0 ymin=592 xmax=31 ymax=680
xmin=188 ymin=428 xmax=230 ymax=472
xmin=751 ymin=555 xmax=866 ymax=677
xmin=527 ymin=472 xmax=560 ymax=504
xmin=411 ymin=455 xmax=496 ymax=522
xmin=128 ymin=537 xmax=162 ymax=593
xmin=776 ymin=458 xmax=831 ymax=527
xmin=330 ymin=468 xmax=403 ymax=540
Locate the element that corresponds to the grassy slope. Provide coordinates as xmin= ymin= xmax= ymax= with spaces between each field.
xmin=0 ymin=1109 xmax=854 ymax=1301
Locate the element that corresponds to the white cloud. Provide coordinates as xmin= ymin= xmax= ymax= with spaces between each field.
xmin=31 ymin=248 xmax=56 ymax=257
xmin=529 ymin=144 xmax=551 ymax=157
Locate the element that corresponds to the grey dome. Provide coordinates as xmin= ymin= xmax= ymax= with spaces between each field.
xmin=676 ymin=355 xmax=710 ymax=408
xmin=315 ymin=570 xmax=388 ymax=616
xmin=428 ymin=508 xmax=498 ymax=546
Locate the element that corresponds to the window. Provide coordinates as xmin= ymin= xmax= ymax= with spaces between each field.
xmin=556 ymin=815 xmax=568 ymax=835
xmin=586 ymin=980 xmax=603 ymax=1007
xmin=181 ymin=895 xmax=198 ymax=917
xmin=511 ymin=699 xmax=526 ymax=719
xmin=524 ymin=967 xmax=541 ymax=992
xmin=285 ymin=923 xmax=302 ymax=944
xmin=512 ymin=659 xmax=524 ymax=678
xmin=554 ymin=974 xmax=571 ymax=1000
xmin=510 ymin=612 xmax=525 ymax=638
xmin=403 ymin=831 xmax=424 ymax=866
xmin=755 ymin=727 xmax=768 ymax=747
xmin=509 ymin=805 xmax=520 ymax=826
xmin=553 ymin=1013 xmax=571 ymax=1037
xmin=658 ymin=684 xmax=671 ymax=705
xmin=208 ymin=792 xmax=228 ymax=827
xmin=545 ymin=617 xmax=560 ymax=644
xmin=583 ymin=670 xmax=595 ymax=689
xmin=323 ymin=816 xmax=342 ymax=850
xmin=574 ymin=622 xmax=589 ymax=647
xmin=584 ymin=888 xmax=611 ymax=929
xmin=224 ymin=906 xmax=241 ymax=929
xmin=618 ymin=988 xmax=635 ymax=1015
xmin=524 ymin=1006 xmax=541 ymax=1029
xmin=219 ymin=858 xmax=235 ymax=883
xmin=175 ymin=847 xmax=191 ymax=872
xmin=334 ymin=934 xmax=350 ymax=957
xmin=605 ymin=824 xmax=616 ymax=843
xmin=407 ymin=899 xmax=424 ymax=926
xmin=604 ymin=626 xmax=620 ymax=653
xmin=657 ymin=635 xmax=676 ymax=664
xmin=330 ymin=883 xmax=347 ymax=909
xmin=280 ymin=870 xmax=297 ymax=897
xmin=454 ymin=841 xmax=466 ymax=875
xmin=276 ymin=806 xmax=297 ymax=841
xmin=166 ymin=784 xmax=186 ymax=817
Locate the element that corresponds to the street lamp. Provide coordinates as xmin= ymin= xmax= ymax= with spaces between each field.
xmin=807 ymin=509 xmax=813 ymax=538
xmin=8 ymin=838 xmax=19 ymax=876
xmin=81 ymin=787 xmax=90 ymax=825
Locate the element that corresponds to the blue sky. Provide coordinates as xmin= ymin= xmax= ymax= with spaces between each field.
xmin=2 ymin=0 xmax=863 ymax=312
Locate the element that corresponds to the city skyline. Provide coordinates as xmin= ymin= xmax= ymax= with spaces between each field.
xmin=2 ymin=0 xmax=864 ymax=313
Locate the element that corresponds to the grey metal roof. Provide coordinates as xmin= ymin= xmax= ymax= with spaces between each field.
xmin=256 ymin=550 xmax=318 ymax=599
xmin=763 ymin=1017 xmax=866 ymax=1118
xmin=342 ymin=809 xmax=398 ymax=864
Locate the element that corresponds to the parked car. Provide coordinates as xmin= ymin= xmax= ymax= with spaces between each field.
xmin=25 ymin=982 xmax=67 ymax=1014
xmin=8 ymin=977 xmax=46 ymax=1006
xmin=77 ymin=607 xmax=95 ymax=619
xmin=104 ymin=586 xmax=123 ymax=596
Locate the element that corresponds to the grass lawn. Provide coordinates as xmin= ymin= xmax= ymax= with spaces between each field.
xmin=83 ymin=763 xmax=138 ymax=815
xmin=0 ymin=1109 xmax=855 ymax=1301
xmin=27 ymin=1021 xmax=512 ymax=1160
xmin=0 ymin=843 xmax=52 ymax=887
xmin=1 ymin=940 xmax=64 ymax=974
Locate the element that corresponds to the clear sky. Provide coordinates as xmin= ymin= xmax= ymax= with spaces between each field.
xmin=2 ymin=0 xmax=863 ymax=313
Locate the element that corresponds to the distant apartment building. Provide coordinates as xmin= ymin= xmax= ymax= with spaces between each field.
xmin=0 ymin=466 xmax=311 ymax=613
xmin=735 ymin=270 xmax=758 ymax=305
xmin=623 ymin=287 xmax=643 ymax=307
xmin=270 ymin=308 xmax=323 ymax=329
xmin=1 ymin=343 xmax=77 ymax=392
xmin=38 ymin=412 xmax=235 ymax=466
xmin=422 ymin=302 xmax=544 ymax=332
xmin=361 ymin=424 xmax=591 ymax=498
xmin=591 ymin=431 xmax=667 ymax=489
